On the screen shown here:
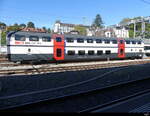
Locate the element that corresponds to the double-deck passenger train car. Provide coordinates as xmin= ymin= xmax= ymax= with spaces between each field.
xmin=6 ymin=31 xmax=144 ymax=63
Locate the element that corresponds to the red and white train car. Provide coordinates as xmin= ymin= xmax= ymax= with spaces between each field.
xmin=7 ymin=31 xmax=144 ymax=63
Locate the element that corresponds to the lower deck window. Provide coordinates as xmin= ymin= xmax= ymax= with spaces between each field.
xmin=78 ymin=50 xmax=85 ymax=55
xmin=67 ymin=51 xmax=75 ymax=55
xmin=97 ymin=51 xmax=103 ymax=55
xmin=105 ymin=50 xmax=111 ymax=55
xmin=88 ymin=51 xmax=95 ymax=55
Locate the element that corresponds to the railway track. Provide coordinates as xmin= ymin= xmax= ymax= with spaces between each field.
xmin=1 ymin=74 xmax=150 ymax=112
xmin=0 ymin=59 xmax=150 ymax=76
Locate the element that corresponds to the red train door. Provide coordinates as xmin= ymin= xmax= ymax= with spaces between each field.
xmin=53 ymin=34 xmax=65 ymax=61
xmin=118 ymin=38 xmax=125 ymax=58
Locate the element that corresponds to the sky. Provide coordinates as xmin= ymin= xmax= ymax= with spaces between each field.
xmin=0 ymin=0 xmax=150 ymax=29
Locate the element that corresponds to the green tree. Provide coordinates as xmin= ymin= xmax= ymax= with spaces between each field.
xmin=74 ymin=26 xmax=87 ymax=35
xmin=42 ymin=27 xmax=47 ymax=31
xmin=92 ymin=14 xmax=104 ymax=28
xmin=47 ymin=28 xmax=51 ymax=33
xmin=1 ymin=31 xmax=6 ymax=45
xmin=119 ymin=18 xmax=131 ymax=25
xmin=27 ymin=22 xmax=35 ymax=28
xmin=7 ymin=26 xmax=20 ymax=32
xmin=19 ymin=24 xmax=26 ymax=28
xmin=0 ymin=22 xmax=6 ymax=30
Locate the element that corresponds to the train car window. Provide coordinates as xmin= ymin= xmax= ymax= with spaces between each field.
xmin=105 ymin=50 xmax=111 ymax=55
xmin=126 ymin=40 xmax=130 ymax=44
xmin=67 ymin=51 xmax=75 ymax=55
xmin=96 ymin=39 xmax=102 ymax=43
xmin=131 ymin=41 xmax=136 ymax=44
xmin=56 ymin=49 xmax=62 ymax=57
xmin=104 ymin=40 xmax=110 ymax=44
xmin=78 ymin=50 xmax=85 ymax=55
xmin=56 ymin=37 xmax=62 ymax=42
xmin=138 ymin=41 xmax=142 ymax=44
xmin=15 ymin=35 xmax=26 ymax=41
xmin=120 ymin=49 xmax=124 ymax=55
xmin=97 ymin=50 xmax=103 ymax=55
xmin=29 ymin=36 xmax=39 ymax=41
xmin=77 ymin=38 xmax=84 ymax=43
xmin=120 ymin=40 xmax=124 ymax=44
xmin=88 ymin=51 xmax=95 ymax=55
xmin=144 ymin=46 xmax=150 ymax=50
xmin=112 ymin=40 xmax=117 ymax=44
xmin=87 ymin=39 xmax=93 ymax=43
xmin=42 ymin=37 xmax=51 ymax=42
xmin=66 ymin=38 xmax=74 ymax=43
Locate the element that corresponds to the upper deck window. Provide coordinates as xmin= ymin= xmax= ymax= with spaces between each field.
xmin=56 ymin=37 xmax=62 ymax=42
xmin=112 ymin=40 xmax=117 ymax=44
xmin=15 ymin=35 xmax=26 ymax=41
xmin=66 ymin=38 xmax=74 ymax=43
xmin=42 ymin=37 xmax=51 ymax=42
xmin=138 ymin=41 xmax=142 ymax=44
xmin=87 ymin=39 xmax=93 ymax=43
xmin=126 ymin=40 xmax=130 ymax=44
xmin=96 ymin=39 xmax=102 ymax=43
xmin=29 ymin=36 xmax=39 ymax=41
xmin=104 ymin=40 xmax=110 ymax=44
xmin=132 ymin=41 xmax=136 ymax=44
xmin=77 ymin=38 xmax=84 ymax=43
xmin=120 ymin=40 xmax=124 ymax=44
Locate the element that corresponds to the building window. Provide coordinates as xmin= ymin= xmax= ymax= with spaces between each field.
xmin=42 ymin=37 xmax=51 ymax=42
xmin=97 ymin=50 xmax=103 ymax=55
xmin=67 ymin=51 xmax=75 ymax=55
xmin=87 ymin=39 xmax=93 ymax=43
xmin=15 ymin=35 xmax=26 ymax=41
xmin=96 ymin=39 xmax=102 ymax=43
xmin=66 ymin=38 xmax=74 ymax=43
xmin=78 ymin=50 xmax=85 ymax=55
xmin=105 ymin=50 xmax=111 ymax=55
xmin=88 ymin=50 xmax=95 ymax=55
xmin=77 ymin=38 xmax=84 ymax=43
xmin=104 ymin=40 xmax=110 ymax=44
xmin=56 ymin=37 xmax=62 ymax=42
xmin=29 ymin=36 xmax=39 ymax=41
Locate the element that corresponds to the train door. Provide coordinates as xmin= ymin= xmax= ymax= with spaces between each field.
xmin=118 ymin=38 xmax=125 ymax=58
xmin=53 ymin=34 xmax=65 ymax=61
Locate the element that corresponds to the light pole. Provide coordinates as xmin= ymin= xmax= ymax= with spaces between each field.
xmin=133 ymin=20 xmax=136 ymax=38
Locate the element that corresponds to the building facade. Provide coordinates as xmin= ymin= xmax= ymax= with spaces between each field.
xmin=53 ymin=21 xmax=129 ymax=38
xmin=53 ymin=21 xmax=90 ymax=34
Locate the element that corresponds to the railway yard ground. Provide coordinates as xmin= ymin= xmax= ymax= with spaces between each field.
xmin=0 ymin=54 xmax=150 ymax=112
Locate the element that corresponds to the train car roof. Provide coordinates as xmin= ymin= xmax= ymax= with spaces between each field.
xmin=7 ymin=31 xmax=142 ymax=42
xmin=7 ymin=31 xmax=51 ymax=38
xmin=64 ymin=34 xmax=142 ymax=41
